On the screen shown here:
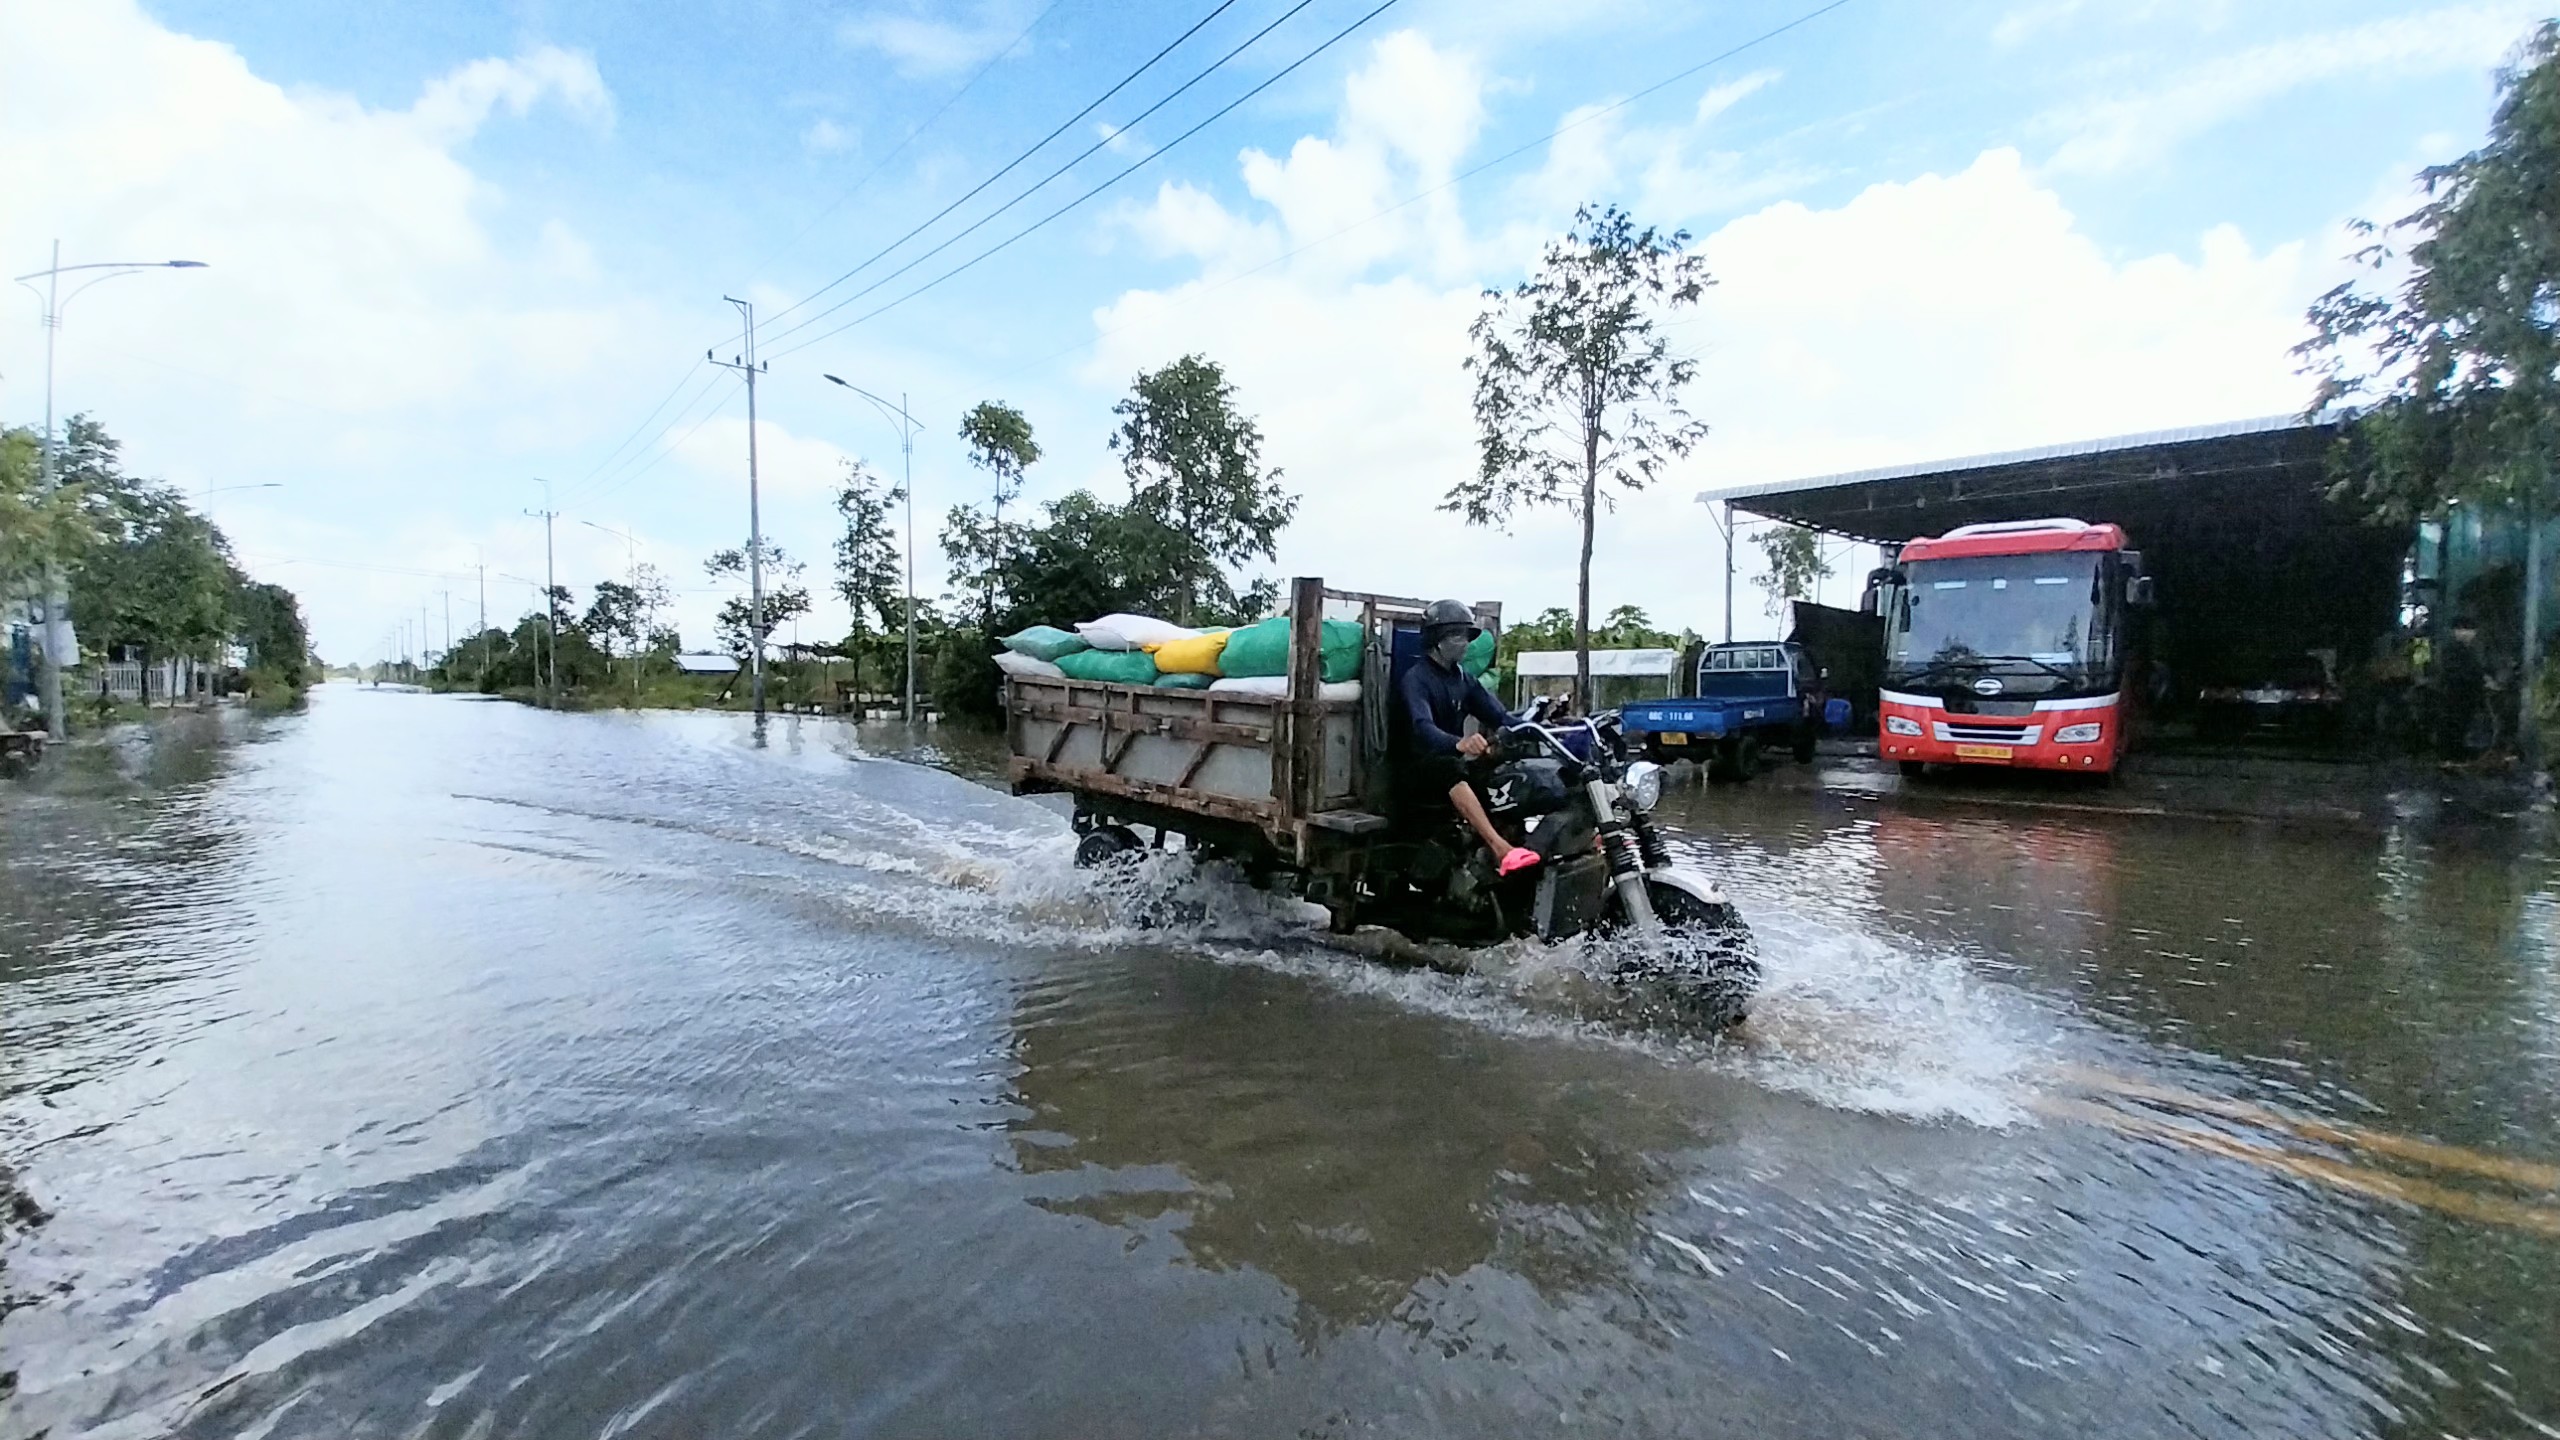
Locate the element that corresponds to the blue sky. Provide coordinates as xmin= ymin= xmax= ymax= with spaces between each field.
xmin=4 ymin=0 xmax=2546 ymax=661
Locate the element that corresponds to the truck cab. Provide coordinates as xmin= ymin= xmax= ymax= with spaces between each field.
xmin=1618 ymin=641 xmax=1821 ymax=782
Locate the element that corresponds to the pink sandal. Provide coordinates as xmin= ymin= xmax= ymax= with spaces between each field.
xmin=1498 ymin=847 xmax=1542 ymax=877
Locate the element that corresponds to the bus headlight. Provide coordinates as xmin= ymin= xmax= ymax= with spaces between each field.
xmin=1621 ymin=760 xmax=1664 ymax=812
xmin=1885 ymin=715 xmax=1923 ymax=737
xmin=2055 ymin=722 xmax=2103 ymax=744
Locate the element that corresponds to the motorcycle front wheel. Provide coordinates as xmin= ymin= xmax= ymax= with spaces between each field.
xmin=1611 ymin=881 xmax=1759 ymax=1031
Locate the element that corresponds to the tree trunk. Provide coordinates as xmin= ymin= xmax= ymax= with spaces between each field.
xmin=1577 ymin=431 xmax=1598 ymax=715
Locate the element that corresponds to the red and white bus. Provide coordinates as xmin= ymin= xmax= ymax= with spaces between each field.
xmin=1873 ymin=518 xmax=2152 ymax=776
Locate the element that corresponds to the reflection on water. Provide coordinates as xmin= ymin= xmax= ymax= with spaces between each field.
xmin=3 ymin=690 xmax=2557 ymax=1438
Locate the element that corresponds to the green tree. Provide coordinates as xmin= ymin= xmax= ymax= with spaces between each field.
xmin=232 ymin=581 xmax=311 ymax=693
xmin=2297 ymin=22 xmax=2560 ymax=740
xmin=834 ymin=459 xmax=904 ymax=698
xmin=1110 ymin=354 xmax=1298 ymax=626
xmin=1 ymin=425 xmax=97 ymax=606
xmin=65 ymin=419 xmax=240 ymax=675
xmin=1452 ymin=204 xmax=1712 ymax=711
xmin=952 ymin=401 xmax=1040 ymax=627
xmin=1596 ymin=603 xmax=1680 ymax=648
xmin=706 ymin=545 xmax=811 ymax=664
xmin=1751 ymin=524 xmax=1833 ymax=619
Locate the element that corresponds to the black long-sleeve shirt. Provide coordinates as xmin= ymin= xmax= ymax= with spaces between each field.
xmin=1396 ymin=655 xmax=1516 ymax=757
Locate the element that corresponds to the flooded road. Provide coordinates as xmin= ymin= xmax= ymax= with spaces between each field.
xmin=4 ymin=688 xmax=2557 ymax=1439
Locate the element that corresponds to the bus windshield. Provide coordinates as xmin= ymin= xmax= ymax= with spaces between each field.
xmin=1888 ymin=553 xmax=2105 ymax=678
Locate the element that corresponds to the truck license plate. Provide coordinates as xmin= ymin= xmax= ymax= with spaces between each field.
xmin=1954 ymin=744 xmax=2014 ymax=761
xmin=1658 ymin=732 xmax=1687 ymax=746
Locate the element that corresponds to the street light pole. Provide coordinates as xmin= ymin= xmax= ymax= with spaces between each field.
xmin=822 ymin=374 xmax=924 ymax=723
xmin=525 ymin=481 xmax=559 ymax=705
xmin=11 ymin=242 xmax=207 ymax=740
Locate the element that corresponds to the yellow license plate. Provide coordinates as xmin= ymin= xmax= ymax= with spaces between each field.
xmin=1954 ymin=744 xmax=2015 ymax=761
xmin=1658 ymin=732 xmax=1687 ymax=746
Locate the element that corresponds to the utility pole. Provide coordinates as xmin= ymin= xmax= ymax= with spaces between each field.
xmin=711 ymin=298 xmax=769 ymax=722
xmin=525 ymin=481 xmax=559 ymax=706
xmin=476 ymin=560 xmax=490 ymax=691
xmin=900 ymin=390 xmax=916 ymax=724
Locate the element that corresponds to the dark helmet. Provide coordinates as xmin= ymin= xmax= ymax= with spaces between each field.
xmin=1422 ymin=598 xmax=1479 ymax=642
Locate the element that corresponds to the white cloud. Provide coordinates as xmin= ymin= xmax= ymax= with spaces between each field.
xmin=838 ymin=1 xmax=1039 ymax=78
xmin=803 ymin=117 xmax=853 ymax=153
xmin=410 ymin=45 xmax=614 ymax=139
xmin=1088 ymin=31 xmax=2335 ymax=640
xmin=0 ymin=0 xmax=660 ymax=660
xmin=2040 ymin=3 xmax=2540 ymax=172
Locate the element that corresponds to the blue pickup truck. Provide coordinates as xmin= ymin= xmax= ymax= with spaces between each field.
xmin=1617 ymin=641 xmax=1822 ymax=782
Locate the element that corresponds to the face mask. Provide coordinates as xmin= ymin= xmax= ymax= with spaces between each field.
xmin=1431 ymin=632 xmax=1470 ymax=666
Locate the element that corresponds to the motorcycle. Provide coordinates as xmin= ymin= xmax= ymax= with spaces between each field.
xmin=1347 ymin=697 xmax=1761 ymax=1030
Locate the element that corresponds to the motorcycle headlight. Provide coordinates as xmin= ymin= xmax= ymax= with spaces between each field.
xmin=1621 ymin=760 xmax=1664 ymax=812
xmin=2055 ymin=722 xmax=2103 ymax=744
xmin=1885 ymin=715 xmax=1923 ymax=737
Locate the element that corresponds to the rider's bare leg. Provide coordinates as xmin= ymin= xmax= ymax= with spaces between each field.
xmin=1447 ymin=781 xmax=1513 ymax=862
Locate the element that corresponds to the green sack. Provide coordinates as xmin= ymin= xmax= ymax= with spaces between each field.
xmin=1217 ymin=617 xmax=1365 ymax=683
xmin=1055 ymin=647 xmax=1160 ymax=685
xmin=1001 ymin=625 xmax=1088 ymax=662
xmin=1462 ymin=629 xmax=1495 ymax=677
xmin=1153 ymin=672 xmax=1214 ymax=690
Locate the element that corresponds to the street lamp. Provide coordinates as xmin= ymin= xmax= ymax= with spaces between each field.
xmin=12 ymin=242 xmax=208 ymax=740
xmin=822 ymin=373 xmax=922 ymax=724
xmin=195 ymin=482 xmax=282 ymax=499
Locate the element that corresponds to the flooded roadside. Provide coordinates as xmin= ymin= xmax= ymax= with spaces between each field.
xmin=3 ymin=690 xmax=2556 ymax=1438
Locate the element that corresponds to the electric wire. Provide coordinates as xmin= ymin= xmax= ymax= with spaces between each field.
xmin=766 ymin=0 xmax=1403 ymax=361
xmin=748 ymin=0 xmax=1070 ymax=315
xmin=562 ymin=357 xmax=710 ymax=494
xmin=762 ymin=0 xmax=1242 ymax=336
xmin=756 ymin=0 xmax=1325 ymax=353
xmin=966 ymin=0 xmax=1857 ymax=391
xmin=553 ymin=368 xmax=732 ymax=510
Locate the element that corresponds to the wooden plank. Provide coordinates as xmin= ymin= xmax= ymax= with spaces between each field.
xmin=1015 ymin=762 xmax=1281 ymax=828
xmin=1285 ymin=577 xmax=1326 ymax=829
xmin=1173 ymin=739 xmax=1215 ymax=789
xmin=1043 ymin=714 xmax=1075 ymax=764
xmin=1011 ymin=698 xmax=1273 ymax=748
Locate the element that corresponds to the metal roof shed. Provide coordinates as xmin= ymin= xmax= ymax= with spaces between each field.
xmin=1697 ymin=415 xmax=2410 ymax=701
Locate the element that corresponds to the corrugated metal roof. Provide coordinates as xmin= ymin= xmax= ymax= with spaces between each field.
xmin=1696 ymin=414 xmax=2317 ymax=507
xmin=673 ymin=653 xmax=738 ymax=674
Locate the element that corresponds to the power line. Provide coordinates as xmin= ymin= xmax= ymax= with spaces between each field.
xmin=563 ymin=357 xmax=709 ymax=494
xmin=747 ymin=0 xmax=1072 ymax=298
xmin=554 ymin=366 xmax=734 ymax=509
xmin=557 ymin=5 xmax=1065 ymax=500
xmin=758 ymin=0 xmax=1326 ymax=353
xmin=767 ymin=0 xmax=1404 ymax=362
xmin=962 ymin=0 xmax=1859 ymax=393
xmin=761 ymin=0 xmax=1244 ymax=337
xmin=578 ymin=375 xmax=746 ymax=507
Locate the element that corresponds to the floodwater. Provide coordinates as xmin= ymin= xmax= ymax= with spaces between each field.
xmin=3 ymin=689 xmax=2556 ymax=1439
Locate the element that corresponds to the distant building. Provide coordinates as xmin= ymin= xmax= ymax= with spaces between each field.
xmin=673 ymin=652 xmax=739 ymax=675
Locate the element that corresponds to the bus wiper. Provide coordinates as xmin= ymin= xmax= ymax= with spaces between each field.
xmin=1970 ymin=654 xmax=2079 ymax=683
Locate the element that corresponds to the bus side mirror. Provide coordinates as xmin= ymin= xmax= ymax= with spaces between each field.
xmin=2127 ymin=576 xmax=2156 ymax=607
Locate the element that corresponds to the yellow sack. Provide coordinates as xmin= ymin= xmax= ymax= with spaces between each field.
xmin=1146 ymin=628 xmax=1232 ymax=676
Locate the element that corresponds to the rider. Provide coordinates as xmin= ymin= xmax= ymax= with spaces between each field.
xmin=1398 ymin=600 xmax=1540 ymax=877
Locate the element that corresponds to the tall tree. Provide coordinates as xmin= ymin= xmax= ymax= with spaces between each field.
xmin=953 ymin=401 xmax=1040 ymax=628
xmin=1452 ymin=204 xmax=1711 ymax=710
xmin=1 ymin=426 xmax=97 ymax=606
xmin=1110 ymin=354 xmax=1298 ymax=626
xmin=1752 ymin=524 xmax=1833 ymax=619
xmin=2297 ymin=22 xmax=2560 ymax=742
xmin=833 ymin=459 xmax=904 ymax=697
xmin=705 ymin=545 xmax=811 ymax=664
